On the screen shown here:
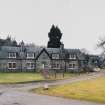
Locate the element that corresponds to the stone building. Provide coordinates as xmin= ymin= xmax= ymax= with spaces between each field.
xmin=0 ymin=41 xmax=86 ymax=72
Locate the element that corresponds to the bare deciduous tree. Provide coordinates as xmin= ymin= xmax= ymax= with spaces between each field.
xmin=97 ymin=36 xmax=105 ymax=52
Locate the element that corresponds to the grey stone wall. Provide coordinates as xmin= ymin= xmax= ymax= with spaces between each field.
xmin=0 ymin=59 xmax=36 ymax=72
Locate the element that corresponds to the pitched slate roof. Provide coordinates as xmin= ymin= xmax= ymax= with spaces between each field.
xmin=0 ymin=45 xmax=85 ymax=60
xmin=46 ymin=48 xmax=60 ymax=53
xmin=0 ymin=46 xmax=20 ymax=58
xmin=66 ymin=49 xmax=81 ymax=54
xmin=65 ymin=48 xmax=85 ymax=60
xmin=25 ymin=46 xmax=42 ymax=53
xmin=1 ymin=46 xmax=20 ymax=52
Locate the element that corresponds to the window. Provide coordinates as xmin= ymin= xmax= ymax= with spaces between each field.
xmin=8 ymin=52 xmax=16 ymax=58
xmin=57 ymin=64 xmax=59 ymax=68
xmin=72 ymin=64 xmax=76 ymax=68
xmin=69 ymin=54 xmax=76 ymax=59
xmin=52 ymin=62 xmax=60 ymax=69
xmin=26 ymin=62 xmax=35 ymax=69
xmin=27 ymin=53 xmax=35 ymax=58
xmin=69 ymin=63 xmax=72 ymax=68
xmin=8 ymin=62 xmax=16 ymax=69
xmin=52 ymin=54 xmax=59 ymax=59
xmin=68 ymin=63 xmax=76 ymax=68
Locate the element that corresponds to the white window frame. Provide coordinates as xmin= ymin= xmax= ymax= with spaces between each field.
xmin=8 ymin=62 xmax=16 ymax=69
xmin=8 ymin=52 xmax=16 ymax=58
xmin=52 ymin=63 xmax=60 ymax=69
xmin=68 ymin=63 xmax=77 ymax=69
xmin=69 ymin=54 xmax=76 ymax=59
xmin=52 ymin=54 xmax=59 ymax=59
xmin=26 ymin=62 xmax=35 ymax=69
xmin=27 ymin=53 xmax=35 ymax=59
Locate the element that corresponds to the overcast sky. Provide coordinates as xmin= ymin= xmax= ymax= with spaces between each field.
xmin=0 ymin=0 xmax=105 ymax=54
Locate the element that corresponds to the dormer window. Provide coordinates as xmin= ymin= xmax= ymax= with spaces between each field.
xmin=27 ymin=53 xmax=35 ymax=58
xmin=52 ymin=54 xmax=59 ymax=59
xmin=69 ymin=54 xmax=76 ymax=59
xmin=8 ymin=52 xmax=16 ymax=58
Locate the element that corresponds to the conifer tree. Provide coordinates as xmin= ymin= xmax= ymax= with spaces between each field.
xmin=47 ymin=25 xmax=63 ymax=48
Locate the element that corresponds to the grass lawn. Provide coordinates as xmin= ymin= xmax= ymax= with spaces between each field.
xmin=0 ymin=72 xmax=77 ymax=84
xmin=0 ymin=73 xmax=44 ymax=84
xmin=32 ymin=76 xmax=105 ymax=103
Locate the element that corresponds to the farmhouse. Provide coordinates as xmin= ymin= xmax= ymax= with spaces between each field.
xmin=0 ymin=40 xmax=86 ymax=72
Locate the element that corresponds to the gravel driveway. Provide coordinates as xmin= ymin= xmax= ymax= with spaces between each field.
xmin=0 ymin=72 xmax=105 ymax=105
xmin=0 ymin=90 xmax=104 ymax=105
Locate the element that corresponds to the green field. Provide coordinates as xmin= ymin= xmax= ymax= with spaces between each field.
xmin=0 ymin=72 xmax=77 ymax=84
xmin=32 ymin=76 xmax=105 ymax=103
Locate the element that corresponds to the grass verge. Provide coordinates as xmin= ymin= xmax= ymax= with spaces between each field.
xmin=0 ymin=72 xmax=77 ymax=84
xmin=0 ymin=73 xmax=44 ymax=84
xmin=31 ymin=76 xmax=105 ymax=103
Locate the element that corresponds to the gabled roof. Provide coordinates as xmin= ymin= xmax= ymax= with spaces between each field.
xmin=35 ymin=48 xmax=52 ymax=60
